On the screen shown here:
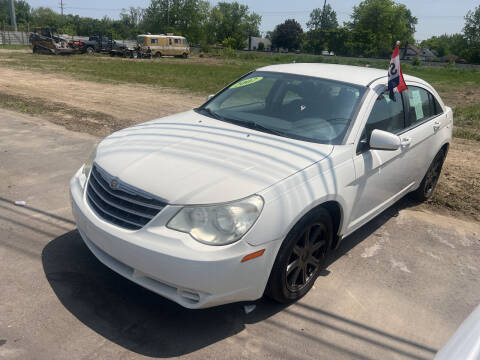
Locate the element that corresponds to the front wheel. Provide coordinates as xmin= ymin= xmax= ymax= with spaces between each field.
xmin=266 ymin=207 xmax=332 ymax=303
xmin=411 ymin=149 xmax=446 ymax=202
xmin=86 ymin=46 xmax=95 ymax=55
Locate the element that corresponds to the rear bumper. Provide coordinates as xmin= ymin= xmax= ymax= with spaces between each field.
xmin=70 ymin=169 xmax=281 ymax=308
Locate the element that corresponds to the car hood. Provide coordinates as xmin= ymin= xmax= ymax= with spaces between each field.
xmin=94 ymin=110 xmax=333 ymax=204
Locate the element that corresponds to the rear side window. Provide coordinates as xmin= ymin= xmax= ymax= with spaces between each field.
xmin=174 ymin=39 xmax=180 ymax=44
xmin=366 ymin=91 xmax=405 ymax=136
xmin=406 ymin=86 xmax=440 ymax=125
xmin=151 ymin=38 xmax=158 ymax=44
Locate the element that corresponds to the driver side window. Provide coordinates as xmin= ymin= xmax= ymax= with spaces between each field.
xmin=358 ymin=91 xmax=406 ymax=153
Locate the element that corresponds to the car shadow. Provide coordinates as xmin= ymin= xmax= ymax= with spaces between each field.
xmin=41 ymin=197 xmax=427 ymax=358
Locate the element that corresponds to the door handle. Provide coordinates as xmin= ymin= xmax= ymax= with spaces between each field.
xmin=433 ymin=120 xmax=441 ymax=131
xmin=400 ymin=137 xmax=411 ymax=147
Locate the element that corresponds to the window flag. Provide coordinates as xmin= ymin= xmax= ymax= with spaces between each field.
xmin=388 ymin=41 xmax=408 ymax=100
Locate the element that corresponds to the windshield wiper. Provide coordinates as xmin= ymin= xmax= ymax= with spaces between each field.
xmin=196 ymin=108 xmax=287 ymax=137
xmin=197 ymin=107 xmax=224 ymax=121
xmin=226 ymin=118 xmax=288 ymax=137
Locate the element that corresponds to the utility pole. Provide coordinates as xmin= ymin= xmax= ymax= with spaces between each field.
xmin=8 ymin=0 xmax=17 ymax=31
xmin=320 ymin=0 xmax=327 ymax=30
xmin=60 ymin=0 xmax=64 ymax=16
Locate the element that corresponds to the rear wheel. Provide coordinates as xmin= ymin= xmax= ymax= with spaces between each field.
xmin=182 ymin=52 xmax=188 ymax=59
xmin=154 ymin=52 xmax=162 ymax=58
xmin=86 ymin=46 xmax=95 ymax=55
xmin=411 ymin=149 xmax=446 ymax=202
xmin=266 ymin=207 xmax=332 ymax=303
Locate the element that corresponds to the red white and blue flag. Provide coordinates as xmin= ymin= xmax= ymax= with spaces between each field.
xmin=388 ymin=42 xmax=407 ymax=100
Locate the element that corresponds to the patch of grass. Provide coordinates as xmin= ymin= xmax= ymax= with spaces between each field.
xmin=0 ymin=44 xmax=30 ymax=50
xmin=1 ymin=52 xmax=479 ymax=96
xmin=453 ymin=104 xmax=480 ymax=141
xmin=0 ymin=92 xmax=123 ymax=136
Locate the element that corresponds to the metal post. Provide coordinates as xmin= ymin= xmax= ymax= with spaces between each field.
xmin=60 ymin=0 xmax=64 ymax=16
xmin=8 ymin=0 xmax=17 ymax=32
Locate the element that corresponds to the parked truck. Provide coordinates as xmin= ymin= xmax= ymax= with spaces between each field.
xmin=78 ymin=35 xmax=131 ymax=56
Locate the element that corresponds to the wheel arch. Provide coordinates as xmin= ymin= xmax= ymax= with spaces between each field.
xmin=440 ymin=142 xmax=449 ymax=156
xmin=273 ymin=199 xmax=345 ymax=250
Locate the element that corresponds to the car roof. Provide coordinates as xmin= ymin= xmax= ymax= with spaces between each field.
xmin=257 ymin=63 xmax=426 ymax=87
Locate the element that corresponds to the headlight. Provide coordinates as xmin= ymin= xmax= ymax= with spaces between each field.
xmin=82 ymin=142 xmax=99 ymax=179
xmin=167 ymin=195 xmax=264 ymax=245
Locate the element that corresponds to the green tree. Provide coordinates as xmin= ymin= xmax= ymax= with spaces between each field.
xmin=143 ymin=0 xmax=210 ymax=43
xmin=271 ymin=19 xmax=303 ymax=51
xmin=0 ymin=0 xmax=31 ymax=28
xmin=305 ymin=28 xmax=353 ymax=56
xmin=120 ymin=7 xmax=144 ymax=27
xmin=463 ymin=5 xmax=480 ymax=63
xmin=307 ymin=4 xmax=338 ymax=31
xmin=206 ymin=2 xmax=261 ymax=48
xmin=420 ymin=34 xmax=468 ymax=58
xmin=347 ymin=0 xmax=417 ymax=57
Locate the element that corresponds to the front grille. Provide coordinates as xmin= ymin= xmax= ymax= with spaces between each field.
xmin=86 ymin=164 xmax=166 ymax=230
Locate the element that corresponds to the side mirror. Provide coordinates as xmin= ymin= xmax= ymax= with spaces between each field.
xmin=206 ymin=94 xmax=215 ymax=101
xmin=369 ymin=129 xmax=400 ymax=151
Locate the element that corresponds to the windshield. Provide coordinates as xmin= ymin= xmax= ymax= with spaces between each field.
xmin=137 ymin=36 xmax=145 ymax=44
xmin=199 ymin=71 xmax=366 ymax=144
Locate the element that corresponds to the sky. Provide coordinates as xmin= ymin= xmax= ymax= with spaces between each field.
xmin=26 ymin=0 xmax=478 ymax=41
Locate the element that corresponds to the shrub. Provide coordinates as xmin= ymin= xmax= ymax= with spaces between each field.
xmin=257 ymin=42 xmax=265 ymax=51
xmin=222 ymin=47 xmax=237 ymax=58
xmin=200 ymin=42 xmax=210 ymax=53
xmin=412 ymin=57 xmax=422 ymax=66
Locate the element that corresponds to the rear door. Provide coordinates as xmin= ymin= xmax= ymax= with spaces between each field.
xmin=400 ymin=85 xmax=447 ymax=186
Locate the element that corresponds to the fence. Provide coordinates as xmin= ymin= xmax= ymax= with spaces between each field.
xmin=0 ymin=30 xmax=30 ymax=45
xmin=0 ymin=31 xmax=137 ymax=49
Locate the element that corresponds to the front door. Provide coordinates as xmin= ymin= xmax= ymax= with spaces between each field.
xmin=348 ymin=88 xmax=414 ymax=231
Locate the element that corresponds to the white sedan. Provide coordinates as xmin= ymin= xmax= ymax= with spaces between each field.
xmin=70 ymin=63 xmax=452 ymax=308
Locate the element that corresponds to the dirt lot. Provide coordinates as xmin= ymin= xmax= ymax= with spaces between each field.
xmin=0 ymin=67 xmax=204 ymax=136
xmin=0 ymin=66 xmax=478 ymax=221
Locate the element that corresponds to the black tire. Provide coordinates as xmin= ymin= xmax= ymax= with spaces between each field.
xmin=411 ymin=149 xmax=446 ymax=202
xmin=266 ymin=207 xmax=333 ymax=303
xmin=86 ymin=47 xmax=95 ymax=55
xmin=182 ymin=52 xmax=188 ymax=59
xmin=154 ymin=52 xmax=162 ymax=58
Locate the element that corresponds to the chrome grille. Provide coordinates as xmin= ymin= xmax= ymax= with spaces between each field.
xmin=86 ymin=164 xmax=166 ymax=230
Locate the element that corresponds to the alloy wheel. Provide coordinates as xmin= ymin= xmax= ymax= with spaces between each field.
xmin=424 ymin=155 xmax=443 ymax=197
xmin=286 ymin=222 xmax=328 ymax=292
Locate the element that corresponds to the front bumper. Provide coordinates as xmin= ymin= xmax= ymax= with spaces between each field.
xmin=70 ymin=169 xmax=281 ymax=309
